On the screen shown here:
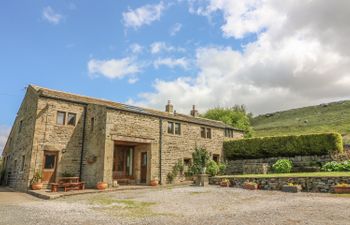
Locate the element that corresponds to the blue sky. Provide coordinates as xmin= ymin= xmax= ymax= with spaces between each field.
xmin=1 ymin=1 xmax=350 ymax=151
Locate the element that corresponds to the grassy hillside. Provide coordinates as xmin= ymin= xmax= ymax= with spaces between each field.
xmin=252 ymin=100 xmax=350 ymax=144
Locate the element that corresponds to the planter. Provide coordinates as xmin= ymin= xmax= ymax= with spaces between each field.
xmin=220 ymin=181 xmax=230 ymax=187
xmin=333 ymin=186 xmax=350 ymax=194
xmin=243 ymin=182 xmax=258 ymax=190
xmin=31 ymin=182 xmax=43 ymax=190
xmin=150 ymin=179 xmax=159 ymax=186
xmin=282 ymin=185 xmax=302 ymax=193
xmin=96 ymin=182 xmax=108 ymax=190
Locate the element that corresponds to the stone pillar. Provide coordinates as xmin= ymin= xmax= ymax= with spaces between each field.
xmin=196 ymin=174 xmax=209 ymax=186
xmin=103 ymin=139 xmax=114 ymax=187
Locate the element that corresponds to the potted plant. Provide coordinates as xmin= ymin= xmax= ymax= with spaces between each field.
xmin=96 ymin=181 xmax=108 ymax=190
xmin=333 ymin=183 xmax=350 ymax=194
xmin=150 ymin=177 xmax=159 ymax=186
xmin=30 ymin=171 xmax=43 ymax=190
xmin=282 ymin=183 xmax=302 ymax=193
xmin=243 ymin=181 xmax=258 ymax=190
xmin=220 ymin=178 xmax=230 ymax=187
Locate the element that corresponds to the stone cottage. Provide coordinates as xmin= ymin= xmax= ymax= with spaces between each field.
xmin=1 ymin=85 xmax=243 ymax=191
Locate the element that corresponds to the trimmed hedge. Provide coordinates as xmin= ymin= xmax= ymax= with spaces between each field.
xmin=224 ymin=133 xmax=343 ymax=160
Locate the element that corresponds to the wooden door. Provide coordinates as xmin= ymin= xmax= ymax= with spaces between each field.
xmin=140 ymin=152 xmax=147 ymax=183
xmin=42 ymin=151 xmax=58 ymax=183
xmin=113 ymin=146 xmax=134 ymax=179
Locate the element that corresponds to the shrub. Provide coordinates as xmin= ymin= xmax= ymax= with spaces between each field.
xmin=190 ymin=147 xmax=210 ymax=175
xmin=207 ymin=160 xmax=219 ymax=176
xmin=218 ymin=163 xmax=227 ymax=175
xmin=321 ymin=160 xmax=350 ymax=172
xmin=272 ymin=159 xmax=293 ymax=173
xmin=224 ymin=133 xmax=343 ymax=159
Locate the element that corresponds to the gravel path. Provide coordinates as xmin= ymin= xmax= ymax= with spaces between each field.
xmin=1 ymin=186 xmax=349 ymax=225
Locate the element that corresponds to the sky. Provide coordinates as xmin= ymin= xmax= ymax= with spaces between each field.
xmin=1 ymin=0 xmax=350 ymax=152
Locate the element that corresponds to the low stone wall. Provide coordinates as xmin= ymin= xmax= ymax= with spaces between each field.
xmin=210 ymin=176 xmax=350 ymax=193
xmin=226 ymin=155 xmax=333 ymax=174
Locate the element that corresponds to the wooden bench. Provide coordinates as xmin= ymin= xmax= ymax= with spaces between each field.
xmin=50 ymin=177 xmax=85 ymax=192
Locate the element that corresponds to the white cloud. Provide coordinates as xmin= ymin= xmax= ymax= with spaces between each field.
xmin=170 ymin=23 xmax=182 ymax=36
xmin=42 ymin=6 xmax=63 ymax=25
xmin=88 ymin=58 xmax=140 ymax=79
xmin=128 ymin=77 xmax=139 ymax=84
xmin=0 ymin=126 xmax=10 ymax=155
xmin=150 ymin=42 xmax=185 ymax=54
xmin=131 ymin=0 xmax=350 ymax=115
xmin=122 ymin=2 xmax=165 ymax=29
xmin=129 ymin=43 xmax=143 ymax=54
xmin=154 ymin=57 xmax=189 ymax=69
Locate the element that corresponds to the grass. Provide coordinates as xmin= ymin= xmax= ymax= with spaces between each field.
xmin=251 ymin=100 xmax=350 ymax=144
xmin=215 ymin=172 xmax=350 ymax=179
xmin=89 ymin=195 xmax=159 ymax=218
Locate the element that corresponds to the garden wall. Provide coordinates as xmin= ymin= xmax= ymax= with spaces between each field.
xmin=226 ymin=155 xmax=333 ymax=174
xmin=209 ymin=176 xmax=350 ymax=193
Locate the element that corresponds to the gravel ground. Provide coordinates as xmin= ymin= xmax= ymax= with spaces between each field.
xmin=1 ymin=186 xmax=350 ymax=225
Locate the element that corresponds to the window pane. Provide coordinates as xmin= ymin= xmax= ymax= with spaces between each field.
xmin=44 ymin=155 xmax=56 ymax=169
xmin=57 ymin=112 xmax=66 ymax=125
xmin=168 ymin=122 xmax=174 ymax=134
xmin=21 ymin=155 xmax=25 ymax=171
xmin=175 ymin=123 xmax=181 ymax=135
xmin=201 ymin=127 xmax=206 ymax=138
xmin=67 ymin=113 xmax=76 ymax=126
xmin=207 ymin=128 xmax=211 ymax=139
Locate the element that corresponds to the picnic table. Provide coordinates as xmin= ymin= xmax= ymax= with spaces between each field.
xmin=50 ymin=177 xmax=85 ymax=192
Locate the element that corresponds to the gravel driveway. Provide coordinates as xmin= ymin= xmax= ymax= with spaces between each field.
xmin=0 ymin=186 xmax=349 ymax=225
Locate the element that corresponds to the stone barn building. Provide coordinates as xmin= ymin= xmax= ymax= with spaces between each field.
xmin=1 ymin=85 xmax=243 ymax=191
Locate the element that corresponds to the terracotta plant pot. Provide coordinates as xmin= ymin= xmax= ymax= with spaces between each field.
xmin=243 ymin=182 xmax=258 ymax=190
xmin=96 ymin=182 xmax=108 ymax=190
xmin=150 ymin=180 xmax=159 ymax=186
xmin=31 ymin=183 xmax=43 ymax=190
xmin=333 ymin=186 xmax=350 ymax=194
xmin=220 ymin=181 xmax=230 ymax=187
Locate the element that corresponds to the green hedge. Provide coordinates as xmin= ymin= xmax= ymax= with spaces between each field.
xmin=224 ymin=133 xmax=343 ymax=160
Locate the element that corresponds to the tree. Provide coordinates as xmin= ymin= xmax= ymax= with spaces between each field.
xmin=202 ymin=105 xmax=253 ymax=137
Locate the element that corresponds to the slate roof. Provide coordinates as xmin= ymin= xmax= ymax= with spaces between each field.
xmin=30 ymin=85 xmax=242 ymax=131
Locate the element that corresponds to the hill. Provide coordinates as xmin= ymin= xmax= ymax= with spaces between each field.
xmin=252 ymin=100 xmax=350 ymax=144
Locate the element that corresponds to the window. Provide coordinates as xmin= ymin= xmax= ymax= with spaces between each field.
xmin=206 ymin=128 xmax=212 ymax=139
xmin=21 ymin=155 xmax=25 ymax=171
xmin=90 ymin=117 xmax=95 ymax=131
xmin=167 ymin=122 xmax=174 ymax=134
xmin=67 ymin=113 xmax=77 ymax=126
xmin=18 ymin=120 xmax=23 ymax=133
xmin=201 ymin=127 xmax=206 ymax=138
xmin=225 ymin=129 xmax=234 ymax=138
xmin=174 ymin=123 xmax=181 ymax=135
xmin=44 ymin=154 xmax=56 ymax=169
xmin=56 ymin=111 xmax=66 ymax=125
xmin=14 ymin=160 xmax=17 ymax=173
xmin=184 ymin=158 xmax=191 ymax=166
xmin=213 ymin=154 xmax=219 ymax=163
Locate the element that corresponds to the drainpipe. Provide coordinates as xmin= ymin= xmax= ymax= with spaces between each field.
xmin=79 ymin=106 xmax=87 ymax=180
xmin=159 ymin=118 xmax=163 ymax=184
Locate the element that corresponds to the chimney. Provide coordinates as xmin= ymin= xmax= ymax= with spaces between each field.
xmin=190 ymin=105 xmax=199 ymax=117
xmin=165 ymin=100 xmax=174 ymax=113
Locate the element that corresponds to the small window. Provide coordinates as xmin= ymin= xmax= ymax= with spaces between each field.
xmin=200 ymin=127 xmax=206 ymax=138
xmin=90 ymin=117 xmax=95 ymax=131
xmin=21 ymin=155 xmax=25 ymax=171
xmin=56 ymin=111 xmax=66 ymax=125
xmin=184 ymin=158 xmax=191 ymax=166
xmin=67 ymin=113 xmax=77 ymax=126
xmin=14 ymin=160 xmax=17 ymax=172
xmin=213 ymin=154 xmax=219 ymax=163
xmin=207 ymin=128 xmax=212 ymax=139
xmin=44 ymin=154 xmax=56 ymax=169
xmin=18 ymin=120 xmax=23 ymax=133
xmin=174 ymin=123 xmax=181 ymax=135
xmin=168 ymin=122 xmax=174 ymax=134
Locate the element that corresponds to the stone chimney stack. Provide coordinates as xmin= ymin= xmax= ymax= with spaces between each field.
xmin=190 ymin=105 xmax=199 ymax=117
xmin=165 ymin=100 xmax=174 ymax=113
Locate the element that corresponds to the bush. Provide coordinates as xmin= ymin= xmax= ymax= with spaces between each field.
xmin=321 ymin=160 xmax=350 ymax=172
xmin=190 ymin=147 xmax=210 ymax=175
xmin=272 ymin=159 xmax=293 ymax=173
xmin=218 ymin=163 xmax=227 ymax=175
xmin=207 ymin=160 xmax=219 ymax=176
xmin=224 ymin=133 xmax=343 ymax=159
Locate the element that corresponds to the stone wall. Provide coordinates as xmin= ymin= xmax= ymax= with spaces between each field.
xmin=210 ymin=176 xmax=350 ymax=193
xmin=226 ymin=155 xmax=333 ymax=174
xmin=2 ymin=86 xmax=38 ymax=191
